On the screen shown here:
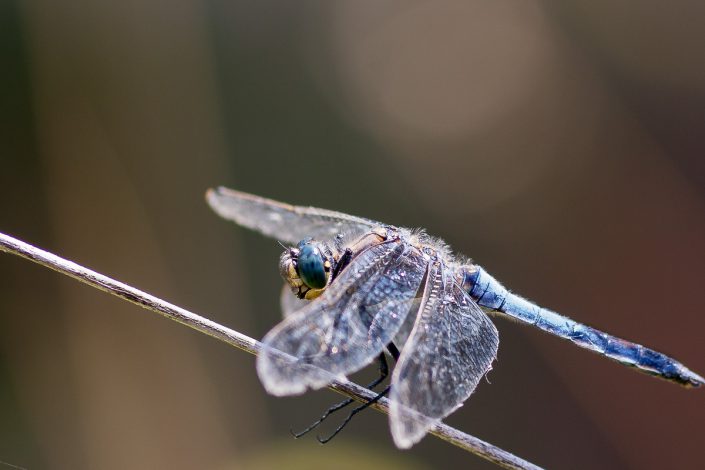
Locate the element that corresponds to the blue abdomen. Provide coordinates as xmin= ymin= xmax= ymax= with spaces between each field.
xmin=460 ymin=265 xmax=703 ymax=387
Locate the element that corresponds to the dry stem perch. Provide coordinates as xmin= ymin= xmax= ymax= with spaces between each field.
xmin=0 ymin=231 xmax=542 ymax=470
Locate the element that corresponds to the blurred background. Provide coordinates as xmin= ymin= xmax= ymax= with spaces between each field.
xmin=1 ymin=1 xmax=704 ymax=469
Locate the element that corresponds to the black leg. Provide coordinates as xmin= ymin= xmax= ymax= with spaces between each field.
xmin=386 ymin=342 xmax=400 ymax=361
xmin=331 ymin=248 xmax=353 ymax=280
xmin=290 ymin=352 xmax=389 ymax=439
xmin=309 ymin=342 xmax=400 ymax=443
xmin=316 ymin=385 xmax=391 ymax=444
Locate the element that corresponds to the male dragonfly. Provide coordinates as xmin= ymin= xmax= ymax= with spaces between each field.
xmin=206 ymin=187 xmax=703 ymax=449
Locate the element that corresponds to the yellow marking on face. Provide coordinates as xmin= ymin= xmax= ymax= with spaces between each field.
xmin=287 ymin=263 xmax=298 ymax=279
xmin=304 ymin=288 xmax=325 ymax=300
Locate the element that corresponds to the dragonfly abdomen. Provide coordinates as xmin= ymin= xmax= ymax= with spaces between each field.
xmin=461 ymin=266 xmax=704 ymax=388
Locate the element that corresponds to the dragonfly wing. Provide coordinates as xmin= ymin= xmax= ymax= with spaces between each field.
xmin=257 ymin=240 xmax=427 ymax=396
xmin=390 ymin=261 xmax=499 ymax=448
xmin=207 ymin=187 xmax=378 ymax=244
xmin=392 ymin=297 xmax=422 ymax=348
xmin=280 ymin=284 xmax=308 ymax=318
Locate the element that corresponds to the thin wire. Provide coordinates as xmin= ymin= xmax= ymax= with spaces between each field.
xmin=0 ymin=231 xmax=542 ymax=470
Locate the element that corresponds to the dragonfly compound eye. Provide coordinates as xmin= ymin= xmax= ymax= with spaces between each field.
xmin=297 ymin=243 xmax=328 ymax=289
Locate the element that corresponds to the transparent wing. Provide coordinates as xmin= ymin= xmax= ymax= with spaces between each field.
xmin=280 ymin=284 xmax=307 ymax=318
xmin=206 ymin=186 xmax=378 ymax=244
xmin=390 ymin=261 xmax=499 ymax=448
xmin=392 ymin=297 xmax=422 ymax=348
xmin=257 ymin=240 xmax=427 ymax=396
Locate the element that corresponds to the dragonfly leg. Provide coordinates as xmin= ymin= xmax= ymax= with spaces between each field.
xmin=311 ymin=342 xmax=400 ymax=443
xmin=316 ymin=385 xmax=390 ymax=444
xmin=331 ymin=248 xmax=353 ymax=280
xmin=386 ymin=341 xmax=400 ymax=361
xmin=290 ymin=350 xmax=390 ymax=439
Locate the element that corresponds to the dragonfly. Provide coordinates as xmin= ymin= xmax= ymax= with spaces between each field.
xmin=206 ymin=186 xmax=703 ymax=449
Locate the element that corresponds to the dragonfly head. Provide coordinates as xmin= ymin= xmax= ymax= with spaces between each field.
xmin=279 ymin=238 xmax=335 ymax=300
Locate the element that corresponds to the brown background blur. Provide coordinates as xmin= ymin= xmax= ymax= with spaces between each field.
xmin=1 ymin=1 xmax=704 ymax=469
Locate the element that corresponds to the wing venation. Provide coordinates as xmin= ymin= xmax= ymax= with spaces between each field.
xmin=207 ymin=187 xmax=378 ymax=243
xmin=390 ymin=260 xmax=499 ymax=448
xmin=257 ymin=240 xmax=427 ymax=395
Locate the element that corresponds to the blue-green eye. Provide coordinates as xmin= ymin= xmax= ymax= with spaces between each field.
xmin=297 ymin=243 xmax=327 ymax=289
